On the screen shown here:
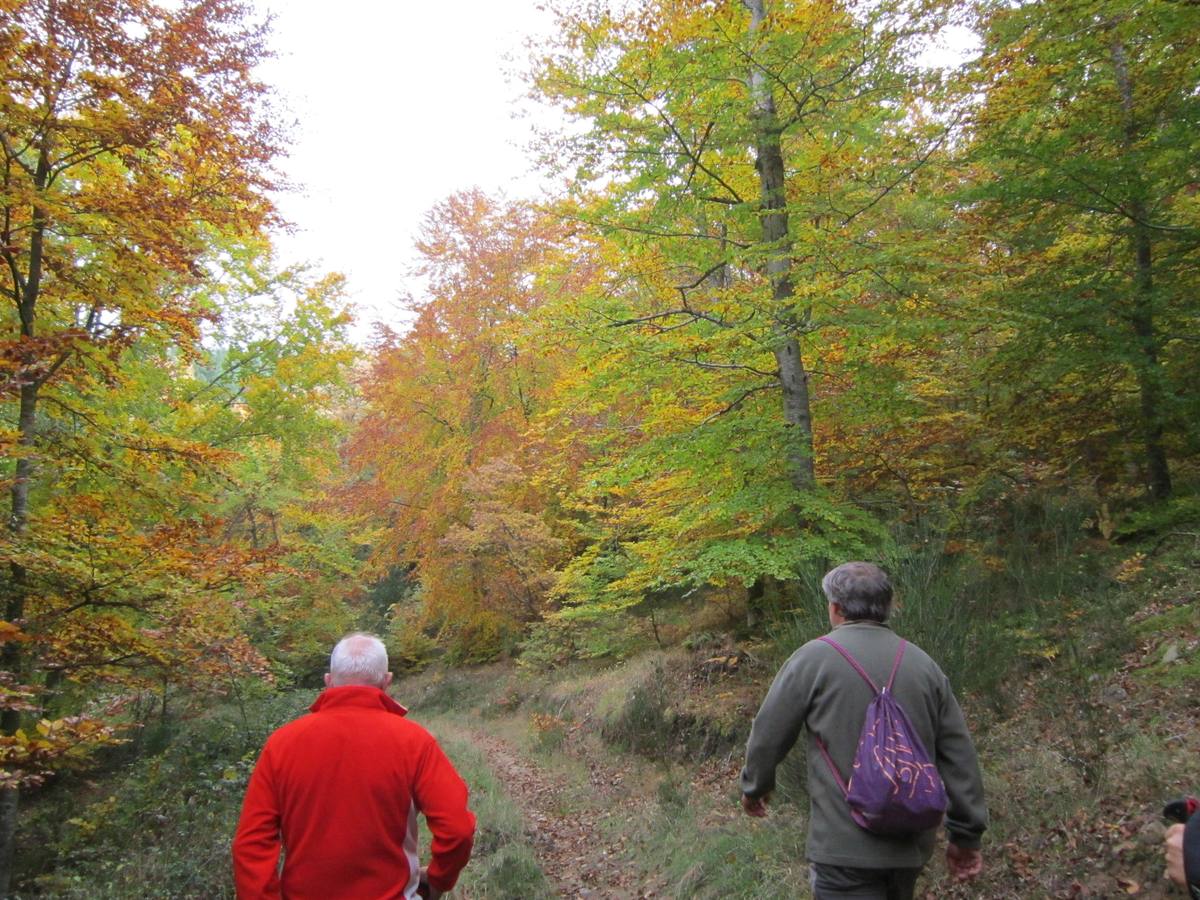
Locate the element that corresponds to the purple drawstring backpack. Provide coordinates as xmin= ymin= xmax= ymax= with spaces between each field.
xmin=813 ymin=636 xmax=948 ymax=835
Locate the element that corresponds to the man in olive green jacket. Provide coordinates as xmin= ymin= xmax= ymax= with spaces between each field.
xmin=740 ymin=561 xmax=987 ymax=900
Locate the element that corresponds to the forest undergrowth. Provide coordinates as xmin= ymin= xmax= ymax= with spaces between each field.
xmin=4 ymin=0 xmax=1199 ymax=895
xmin=11 ymin=516 xmax=1200 ymax=898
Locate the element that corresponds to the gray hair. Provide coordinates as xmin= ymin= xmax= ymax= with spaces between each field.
xmin=329 ymin=632 xmax=389 ymax=686
xmin=821 ymin=561 xmax=894 ymax=623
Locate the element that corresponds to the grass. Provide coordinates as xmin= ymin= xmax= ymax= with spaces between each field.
xmin=16 ymin=686 xmax=310 ymax=898
xmin=642 ymin=811 xmax=810 ymax=899
xmin=13 ymin=492 xmax=1199 ymax=898
xmin=416 ymin=722 xmax=553 ymax=900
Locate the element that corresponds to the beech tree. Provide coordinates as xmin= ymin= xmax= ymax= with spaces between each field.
xmin=347 ymin=192 xmax=571 ymax=659
xmin=529 ymin=0 xmax=945 ymax=612
xmin=960 ymin=0 xmax=1200 ymax=500
xmin=0 ymin=0 xmax=280 ymax=887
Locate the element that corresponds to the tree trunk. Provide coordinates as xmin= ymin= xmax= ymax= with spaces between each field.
xmin=0 ymin=789 xmax=16 ymax=897
xmin=1128 ymin=217 xmax=1171 ymax=500
xmin=1112 ymin=38 xmax=1171 ymax=500
xmin=745 ymin=0 xmax=815 ymax=495
xmin=0 ymin=145 xmax=49 ymax=896
xmin=743 ymin=0 xmax=815 ymax=625
xmin=0 ymin=371 xmax=38 ymax=900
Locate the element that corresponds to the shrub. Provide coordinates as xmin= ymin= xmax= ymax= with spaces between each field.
xmin=442 ymin=611 xmax=519 ymax=665
xmin=518 ymin=615 xmax=650 ymax=670
xmin=597 ymin=658 xmax=676 ymax=757
xmin=16 ymin=688 xmax=310 ymax=898
xmin=387 ymin=612 xmax=440 ymax=673
xmin=529 ymin=712 xmax=567 ymax=754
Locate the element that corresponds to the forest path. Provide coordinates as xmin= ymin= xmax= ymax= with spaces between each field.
xmin=462 ymin=728 xmax=663 ymax=898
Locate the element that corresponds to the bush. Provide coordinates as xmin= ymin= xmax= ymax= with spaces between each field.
xmin=17 ymin=688 xmax=310 ymax=898
xmin=517 ymin=615 xmax=648 ymax=670
xmin=387 ymin=613 xmax=440 ymax=673
xmin=442 ymin=612 xmax=519 ymax=665
xmin=597 ymin=657 xmax=677 ymax=757
xmin=529 ymin=712 xmax=568 ymax=755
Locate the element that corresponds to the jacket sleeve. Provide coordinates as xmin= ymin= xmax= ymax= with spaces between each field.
xmin=413 ymin=737 xmax=476 ymax=893
xmin=934 ymin=674 xmax=988 ymax=849
xmin=740 ymin=649 xmax=812 ymax=799
xmin=232 ymin=743 xmax=283 ymax=899
xmin=1184 ymin=808 xmax=1200 ymax=898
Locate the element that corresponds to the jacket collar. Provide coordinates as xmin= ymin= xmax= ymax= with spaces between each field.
xmin=832 ymin=620 xmax=892 ymax=630
xmin=309 ymin=685 xmax=408 ymax=716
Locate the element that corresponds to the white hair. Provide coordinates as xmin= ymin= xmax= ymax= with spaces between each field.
xmin=329 ymin=632 xmax=389 ymax=686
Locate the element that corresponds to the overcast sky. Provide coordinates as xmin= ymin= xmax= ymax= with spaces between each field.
xmin=252 ymin=4 xmax=975 ymax=341
xmin=255 ymin=1 xmax=557 ymax=338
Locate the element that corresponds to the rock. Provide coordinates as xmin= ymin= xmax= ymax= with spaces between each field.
xmin=1162 ymin=642 xmax=1180 ymax=664
xmin=1138 ymin=818 xmax=1164 ymax=846
xmin=1101 ymin=684 xmax=1129 ymax=706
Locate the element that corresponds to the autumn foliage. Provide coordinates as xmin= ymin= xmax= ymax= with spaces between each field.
xmin=341 ymin=0 xmax=1198 ymax=664
xmin=0 ymin=1 xmax=357 ymax=876
xmin=1 ymin=3 xmax=1199 ymax=888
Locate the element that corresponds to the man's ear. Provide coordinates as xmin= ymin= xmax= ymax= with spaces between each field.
xmin=323 ymin=673 xmax=332 ymax=688
xmin=382 ymin=672 xmax=393 ymax=690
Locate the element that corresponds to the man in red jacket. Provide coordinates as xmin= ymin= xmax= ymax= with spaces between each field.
xmin=233 ymin=633 xmax=475 ymax=899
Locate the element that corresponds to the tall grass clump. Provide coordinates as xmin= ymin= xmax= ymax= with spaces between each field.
xmin=885 ymin=499 xmax=1109 ymax=704
xmin=980 ymin=494 xmax=1105 ymax=606
xmin=766 ymin=496 xmax=1112 ymax=708
xmin=883 ymin=525 xmax=1004 ymax=698
xmin=631 ymin=771 xmax=811 ymax=899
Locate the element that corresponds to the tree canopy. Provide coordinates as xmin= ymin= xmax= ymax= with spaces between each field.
xmin=1 ymin=5 xmax=1198 ymax=880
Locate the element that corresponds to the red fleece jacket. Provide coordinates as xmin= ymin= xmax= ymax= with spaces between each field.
xmin=232 ymin=686 xmax=475 ymax=899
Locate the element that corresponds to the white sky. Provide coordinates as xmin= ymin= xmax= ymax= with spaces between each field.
xmin=253 ymin=4 xmax=975 ymax=341
xmin=255 ymin=1 xmax=557 ymax=339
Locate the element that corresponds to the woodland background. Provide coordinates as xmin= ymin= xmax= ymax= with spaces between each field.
xmin=1 ymin=0 xmax=1198 ymax=896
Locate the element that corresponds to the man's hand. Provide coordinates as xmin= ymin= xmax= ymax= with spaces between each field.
xmin=1166 ymin=823 xmax=1187 ymax=887
xmin=946 ymin=843 xmax=983 ymax=882
xmin=741 ymin=793 xmax=769 ymax=818
xmin=417 ymin=867 xmax=443 ymax=900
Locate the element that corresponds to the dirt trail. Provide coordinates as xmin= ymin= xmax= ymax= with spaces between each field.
xmin=467 ymin=731 xmax=663 ymax=898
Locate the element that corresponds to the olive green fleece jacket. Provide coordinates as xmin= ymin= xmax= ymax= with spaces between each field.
xmin=740 ymin=621 xmax=987 ymax=869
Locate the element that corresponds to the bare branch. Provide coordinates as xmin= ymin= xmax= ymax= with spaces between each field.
xmin=670 ymin=356 xmax=778 ymax=377
xmin=838 ymin=120 xmax=958 ymax=227
xmin=699 ymin=382 xmax=777 ymax=425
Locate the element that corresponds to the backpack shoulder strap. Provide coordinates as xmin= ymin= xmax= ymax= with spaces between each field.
xmin=814 ymin=733 xmax=849 ymax=796
xmin=817 ymin=635 xmax=880 ymax=694
xmin=885 ymin=640 xmax=908 ymax=693
xmin=813 ymin=635 xmax=876 ymax=797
